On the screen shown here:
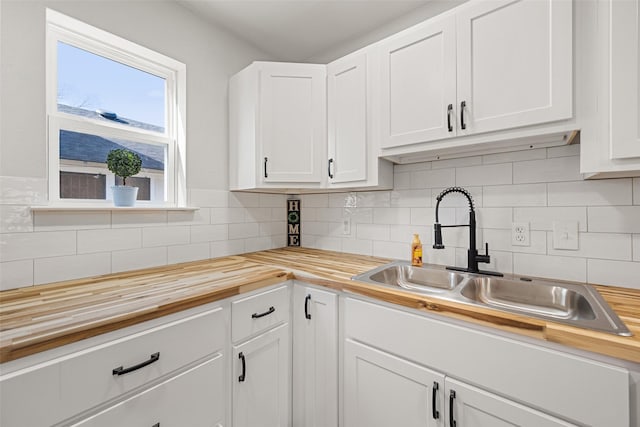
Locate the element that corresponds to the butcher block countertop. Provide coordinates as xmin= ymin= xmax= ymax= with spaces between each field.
xmin=1 ymin=247 xmax=639 ymax=365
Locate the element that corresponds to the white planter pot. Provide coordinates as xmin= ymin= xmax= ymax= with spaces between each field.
xmin=112 ymin=186 xmax=139 ymax=207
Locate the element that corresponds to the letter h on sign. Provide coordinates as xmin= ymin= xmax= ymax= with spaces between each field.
xmin=287 ymin=199 xmax=301 ymax=246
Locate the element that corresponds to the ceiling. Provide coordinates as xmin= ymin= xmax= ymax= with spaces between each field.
xmin=177 ymin=0 xmax=433 ymax=61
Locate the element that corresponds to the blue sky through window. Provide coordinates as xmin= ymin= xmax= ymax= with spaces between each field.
xmin=57 ymin=41 xmax=166 ymax=129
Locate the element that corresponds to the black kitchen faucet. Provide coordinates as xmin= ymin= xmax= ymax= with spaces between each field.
xmin=433 ymin=186 xmax=503 ymax=276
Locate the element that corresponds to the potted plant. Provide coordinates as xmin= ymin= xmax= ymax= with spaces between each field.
xmin=106 ymin=148 xmax=142 ymax=207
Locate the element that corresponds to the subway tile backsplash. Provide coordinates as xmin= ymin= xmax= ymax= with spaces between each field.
xmin=1 ymin=146 xmax=639 ymax=291
xmin=302 ymin=147 xmax=640 ymax=290
xmin=0 ymin=188 xmax=287 ymax=290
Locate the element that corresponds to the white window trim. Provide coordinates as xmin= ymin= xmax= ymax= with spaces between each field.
xmin=45 ymin=8 xmax=187 ymax=207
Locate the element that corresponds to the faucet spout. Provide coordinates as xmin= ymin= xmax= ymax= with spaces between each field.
xmin=432 ymin=186 xmax=502 ymax=277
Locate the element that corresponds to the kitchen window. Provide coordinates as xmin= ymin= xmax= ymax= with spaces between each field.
xmin=45 ymin=9 xmax=186 ymax=206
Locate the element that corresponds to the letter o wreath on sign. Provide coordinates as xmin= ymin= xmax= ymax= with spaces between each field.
xmin=287 ymin=199 xmax=301 ymax=247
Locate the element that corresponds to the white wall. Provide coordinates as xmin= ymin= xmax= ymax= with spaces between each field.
xmin=302 ymin=145 xmax=640 ymax=290
xmin=0 ymin=0 xmax=286 ymax=290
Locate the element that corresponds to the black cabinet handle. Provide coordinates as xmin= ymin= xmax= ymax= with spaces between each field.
xmin=449 ymin=390 xmax=457 ymax=427
xmin=328 ymin=158 xmax=334 ymax=179
xmin=447 ymin=104 xmax=453 ymax=132
xmin=152 ymin=424 xmax=160 ymax=427
xmin=252 ymin=306 xmax=275 ymax=318
xmin=238 ymin=352 xmax=246 ymax=382
xmin=264 ymin=157 xmax=268 ymax=178
xmin=112 ymin=352 xmax=160 ymax=376
xmin=432 ymin=381 xmax=440 ymax=419
xmin=304 ymin=294 xmax=312 ymax=319
xmin=460 ymin=101 xmax=467 ymax=130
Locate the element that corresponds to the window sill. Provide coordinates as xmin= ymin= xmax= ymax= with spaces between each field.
xmin=30 ymin=205 xmax=199 ymax=212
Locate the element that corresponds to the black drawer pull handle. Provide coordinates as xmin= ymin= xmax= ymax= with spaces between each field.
xmin=328 ymin=158 xmax=334 ymax=179
xmin=449 ymin=390 xmax=457 ymax=427
xmin=447 ymin=104 xmax=453 ymax=132
xmin=252 ymin=306 xmax=275 ymax=318
xmin=239 ymin=352 xmax=246 ymax=382
xmin=304 ymin=294 xmax=312 ymax=319
xmin=152 ymin=423 xmax=159 ymax=427
xmin=264 ymin=157 xmax=268 ymax=178
xmin=432 ymin=381 xmax=440 ymax=419
xmin=112 ymin=352 xmax=160 ymax=376
xmin=460 ymin=101 xmax=467 ymax=130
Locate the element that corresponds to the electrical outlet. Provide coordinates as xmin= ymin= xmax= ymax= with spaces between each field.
xmin=342 ymin=218 xmax=351 ymax=235
xmin=553 ymin=221 xmax=578 ymax=250
xmin=512 ymin=222 xmax=530 ymax=246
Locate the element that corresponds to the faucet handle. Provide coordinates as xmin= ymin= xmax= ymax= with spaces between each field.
xmin=433 ymin=223 xmax=445 ymax=249
xmin=477 ymin=242 xmax=491 ymax=264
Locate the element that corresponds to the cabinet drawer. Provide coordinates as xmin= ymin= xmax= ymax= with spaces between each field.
xmin=232 ymin=285 xmax=289 ymax=343
xmin=72 ymin=353 xmax=225 ymax=427
xmin=60 ymin=306 xmax=225 ymax=417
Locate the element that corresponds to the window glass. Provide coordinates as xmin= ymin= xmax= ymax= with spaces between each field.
xmin=57 ymin=41 xmax=166 ymax=132
xmin=59 ymin=129 xmax=166 ymax=201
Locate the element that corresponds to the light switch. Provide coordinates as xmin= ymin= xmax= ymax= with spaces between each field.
xmin=552 ymin=221 xmax=579 ymax=250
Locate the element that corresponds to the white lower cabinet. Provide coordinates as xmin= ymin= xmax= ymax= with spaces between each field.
xmin=232 ymin=323 xmax=290 ymax=427
xmin=445 ymin=378 xmax=574 ymax=427
xmin=72 ymin=354 xmax=225 ymax=427
xmin=343 ymin=297 xmax=631 ymax=427
xmin=293 ymin=284 xmax=339 ymax=427
xmin=344 ymin=339 xmax=444 ymax=427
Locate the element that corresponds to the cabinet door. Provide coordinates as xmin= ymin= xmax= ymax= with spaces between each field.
xmin=233 ymin=323 xmax=290 ymax=427
xmin=379 ymin=14 xmax=457 ymax=148
xmin=292 ymin=285 xmax=338 ymax=427
xmin=72 ymin=354 xmax=225 ymax=427
xmin=327 ymin=53 xmax=367 ymax=184
xmin=456 ymin=0 xmax=572 ymax=136
xmin=344 ymin=339 xmax=444 ymax=427
xmin=610 ymin=0 xmax=640 ymax=159
xmin=260 ymin=63 xmax=326 ymax=183
xmin=445 ymin=378 xmax=575 ymax=427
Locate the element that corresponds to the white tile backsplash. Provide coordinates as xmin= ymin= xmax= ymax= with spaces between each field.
xmin=0 ymin=205 xmax=33 ymax=233
xmin=143 ymin=226 xmax=190 ymax=247
xmin=548 ymin=180 xmax=633 ymax=206
xmin=78 ymin=228 xmax=141 ymax=254
xmin=0 ymin=260 xmax=34 ymax=290
xmin=1 ymin=231 xmax=77 ymax=262
xmin=190 ymin=224 xmax=228 ymax=243
xmin=456 ymin=163 xmax=512 ymax=186
xmin=112 ymin=247 xmax=168 ymax=273
xmin=483 ymin=184 xmax=547 ymax=207
xmin=588 ymin=206 xmax=640 ymax=233
xmin=587 ymin=259 xmax=640 ymax=289
xmin=112 ymin=211 xmax=167 ymax=228
xmin=301 ymin=148 xmax=640 ymax=289
xmin=34 ymin=253 xmax=111 ymax=285
xmin=513 ymin=156 xmax=581 ymax=184
xmin=34 ymin=211 xmax=111 ymax=231
xmin=168 ymin=242 xmax=210 ymax=264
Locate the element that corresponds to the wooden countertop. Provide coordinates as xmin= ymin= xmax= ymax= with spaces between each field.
xmin=1 ymin=247 xmax=639 ymax=365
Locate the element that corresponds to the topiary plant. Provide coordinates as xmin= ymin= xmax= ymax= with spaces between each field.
xmin=106 ymin=149 xmax=142 ymax=186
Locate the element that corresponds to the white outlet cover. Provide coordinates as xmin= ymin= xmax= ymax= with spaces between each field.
xmin=553 ymin=221 xmax=579 ymax=250
xmin=511 ymin=222 xmax=530 ymax=246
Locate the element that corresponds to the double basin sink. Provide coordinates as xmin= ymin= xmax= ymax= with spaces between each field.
xmin=352 ymin=261 xmax=631 ymax=336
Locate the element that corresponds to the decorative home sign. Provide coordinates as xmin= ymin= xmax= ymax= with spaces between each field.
xmin=287 ymin=198 xmax=301 ymax=246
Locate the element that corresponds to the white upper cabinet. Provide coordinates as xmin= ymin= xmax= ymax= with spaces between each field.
xmin=580 ymin=0 xmax=640 ymax=177
xmin=610 ymin=0 xmax=640 ymax=160
xmin=378 ymin=0 xmax=573 ymax=155
xmin=230 ymin=62 xmax=326 ymax=191
xmin=379 ymin=14 xmax=457 ymax=148
xmin=327 ymin=50 xmax=393 ymax=189
xmin=328 ymin=53 xmax=368 ymax=183
xmin=456 ymin=0 xmax=572 ymax=136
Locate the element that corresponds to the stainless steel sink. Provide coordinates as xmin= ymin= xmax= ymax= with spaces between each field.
xmin=459 ymin=277 xmax=596 ymax=320
xmin=352 ymin=261 xmax=631 ymax=336
xmin=364 ymin=262 xmax=464 ymax=293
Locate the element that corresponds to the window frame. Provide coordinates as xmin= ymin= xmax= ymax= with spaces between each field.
xmin=45 ymin=9 xmax=187 ymax=207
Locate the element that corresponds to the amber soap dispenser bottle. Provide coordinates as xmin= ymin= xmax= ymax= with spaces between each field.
xmin=411 ymin=234 xmax=423 ymax=267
